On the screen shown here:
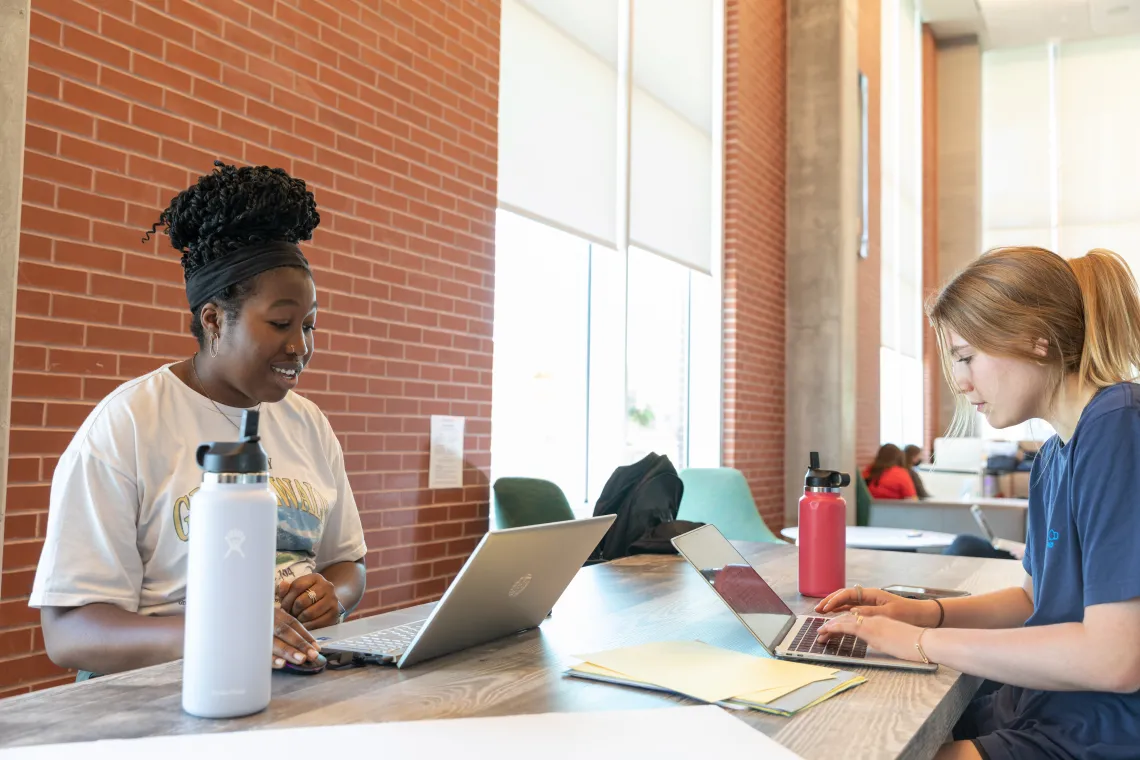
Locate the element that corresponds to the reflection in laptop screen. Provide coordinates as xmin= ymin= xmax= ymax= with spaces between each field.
xmin=678 ymin=526 xmax=796 ymax=650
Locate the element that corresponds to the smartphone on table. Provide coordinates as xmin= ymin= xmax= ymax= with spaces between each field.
xmin=881 ymin=584 xmax=971 ymax=601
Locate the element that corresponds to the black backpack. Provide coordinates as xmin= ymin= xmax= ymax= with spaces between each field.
xmin=588 ymin=453 xmax=702 ymax=562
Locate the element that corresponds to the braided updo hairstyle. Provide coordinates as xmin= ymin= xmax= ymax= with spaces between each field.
xmin=145 ymin=161 xmax=320 ymax=346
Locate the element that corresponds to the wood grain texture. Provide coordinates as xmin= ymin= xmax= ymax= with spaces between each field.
xmin=0 ymin=544 xmax=1024 ymax=759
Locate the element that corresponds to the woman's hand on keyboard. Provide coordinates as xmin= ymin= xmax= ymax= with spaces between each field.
xmin=815 ymin=613 xmax=928 ymax=663
xmin=272 ymin=607 xmax=320 ymax=669
xmin=814 ymin=586 xmax=941 ymax=628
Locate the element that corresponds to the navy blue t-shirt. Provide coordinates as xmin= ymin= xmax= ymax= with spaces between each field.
xmin=989 ymin=382 xmax=1140 ymax=756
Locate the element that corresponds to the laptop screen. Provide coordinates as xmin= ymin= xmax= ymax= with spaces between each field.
xmin=673 ymin=525 xmax=797 ymax=651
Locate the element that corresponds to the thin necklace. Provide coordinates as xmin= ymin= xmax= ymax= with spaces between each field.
xmin=190 ymin=353 xmax=261 ymax=432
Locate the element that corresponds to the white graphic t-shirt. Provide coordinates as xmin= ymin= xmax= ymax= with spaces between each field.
xmin=30 ymin=365 xmax=367 ymax=616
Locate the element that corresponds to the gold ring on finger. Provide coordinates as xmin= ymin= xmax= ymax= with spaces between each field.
xmin=856 ymin=614 xmax=864 ymax=626
xmin=306 ymin=588 xmax=318 ymax=604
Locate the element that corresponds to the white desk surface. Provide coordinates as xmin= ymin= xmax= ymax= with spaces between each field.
xmin=780 ymin=525 xmax=959 ymax=550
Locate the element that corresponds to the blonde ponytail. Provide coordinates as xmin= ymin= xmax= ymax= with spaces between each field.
xmin=1068 ymin=249 xmax=1140 ymax=389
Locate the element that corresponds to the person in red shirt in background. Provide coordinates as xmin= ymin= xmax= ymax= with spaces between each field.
xmin=863 ymin=444 xmax=918 ymax=500
xmin=903 ymin=444 xmax=931 ymax=499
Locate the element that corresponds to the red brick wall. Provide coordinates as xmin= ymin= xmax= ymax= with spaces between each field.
xmin=922 ymin=25 xmax=940 ymax=453
xmin=722 ymin=0 xmax=786 ymax=529
xmin=1 ymin=0 xmax=498 ymax=697
xmin=856 ymin=0 xmax=881 ymax=472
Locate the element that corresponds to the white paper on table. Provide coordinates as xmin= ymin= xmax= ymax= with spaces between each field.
xmin=0 ymin=706 xmax=804 ymax=759
xmin=428 ymin=414 xmax=465 ymax=489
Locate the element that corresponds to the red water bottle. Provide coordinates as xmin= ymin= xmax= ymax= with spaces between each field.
xmin=798 ymin=451 xmax=850 ymax=598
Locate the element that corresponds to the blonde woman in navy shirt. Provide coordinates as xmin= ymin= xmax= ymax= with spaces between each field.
xmin=816 ymin=247 xmax=1140 ymax=760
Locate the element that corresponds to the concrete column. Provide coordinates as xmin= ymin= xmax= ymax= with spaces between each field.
xmin=922 ymin=26 xmax=939 ymax=453
xmin=786 ymin=0 xmax=860 ymax=524
xmin=935 ymin=38 xmax=982 ymax=434
xmin=0 ymin=0 xmax=31 ymax=592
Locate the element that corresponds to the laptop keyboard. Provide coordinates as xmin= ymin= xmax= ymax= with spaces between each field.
xmin=788 ymin=616 xmax=868 ymax=659
xmin=324 ymin=621 xmax=427 ymax=656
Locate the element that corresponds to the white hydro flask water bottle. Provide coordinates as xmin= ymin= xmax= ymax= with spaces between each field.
xmin=183 ymin=409 xmax=277 ymax=719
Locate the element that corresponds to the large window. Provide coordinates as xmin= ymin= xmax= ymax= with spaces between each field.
xmin=490 ymin=213 xmax=592 ymax=505
xmin=625 ymin=246 xmax=691 ymax=467
xmin=494 ymin=0 xmax=723 ymax=515
xmin=491 ymin=212 xmax=719 ymax=514
xmin=879 ymin=0 xmax=924 ymax=448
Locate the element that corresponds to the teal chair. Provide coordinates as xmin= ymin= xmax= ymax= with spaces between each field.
xmin=492 ymin=477 xmax=577 ymax=529
xmin=676 ymin=468 xmax=782 ymax=543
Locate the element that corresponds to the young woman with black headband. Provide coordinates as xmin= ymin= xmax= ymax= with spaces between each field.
xmin=30 ymin=162 xmax=367 ymax=676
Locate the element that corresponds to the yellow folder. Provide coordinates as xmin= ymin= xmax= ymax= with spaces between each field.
xmin=570 ymin=661 xmax=815 ymax=705
xmin=566 ymin=641 xmax=868 ymax=717
xmin=572 ymin=640 xmax=838 ymax=703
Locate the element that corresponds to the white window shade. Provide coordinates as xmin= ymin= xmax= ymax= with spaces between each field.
xmin=983 ymin=227 xmax=1054 ymax=252
xmin=897 ymin=196 xmax=921 ymax=284
xmin=629 ymin=91 xmax=713 ymax=273
xmin=628 ymin=0 xmax=714 ymax=274
xmin=897 ymin=0 xmax=921 ymax=205
xmin=981 ymin=35 xmax=1140 ymax=267
xmin=1059 ymin=224 xmax=1140 ymax=273
xmin=982 ymin=47 xmax=1052 ymax=234
xmin=498 ymin=0 xmax=618 ymax=247
xmin=1057 ymin=37 xmax=1140 ymax=233
xmin=880 ymin=0 xmax=922 ymax=357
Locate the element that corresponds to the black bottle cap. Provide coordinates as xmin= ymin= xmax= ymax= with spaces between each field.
xmin=196 ymin=410 xmax=269 ymax=474
xmin=804 ymin=451 xmax=852 ymax=488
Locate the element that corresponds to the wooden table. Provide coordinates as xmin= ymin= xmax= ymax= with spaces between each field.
xmin=780 ymin=526 xmax=959 ymax=551
xmin=0 ymin=543 xmax=1024 ymax=759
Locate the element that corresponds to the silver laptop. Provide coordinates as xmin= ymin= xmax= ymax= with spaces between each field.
xmin=672 ymin=524 xmax=937 ymax=672
xmin=320 ymin=514 xmax=616 ymax=668
xmin=970 ymin=504 xmax=1025 ymax=556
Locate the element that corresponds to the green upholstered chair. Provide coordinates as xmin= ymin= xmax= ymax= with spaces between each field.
xmin=676 ymin=468 xmax=782 ymax=543
xmin=854 ymin=470 xmax=872 ymax=527
xmin=492 ymin=477 xmax=577 ymax=529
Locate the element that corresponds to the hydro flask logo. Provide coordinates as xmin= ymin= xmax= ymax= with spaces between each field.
xmin=509 ymin=574 xmax=532 ymax=598
xmin=224 ymin=529 xmax=247 ymax=559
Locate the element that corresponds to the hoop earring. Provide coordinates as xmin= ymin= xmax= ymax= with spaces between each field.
xmin=209 ymin=332 xmax=220 ymax=359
